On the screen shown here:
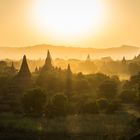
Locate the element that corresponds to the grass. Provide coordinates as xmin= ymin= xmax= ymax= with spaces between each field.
xmin=0 ymin=112 xmax=136 ymax=137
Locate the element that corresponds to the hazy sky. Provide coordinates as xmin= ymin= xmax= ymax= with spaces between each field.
xmin=0 ymin=0 xmax=140 ymax=48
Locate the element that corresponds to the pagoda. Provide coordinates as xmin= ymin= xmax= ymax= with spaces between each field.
xmin=14 ymin=55 xmax=32 ymax=92
xmin=41 ymin=50 xmax=53 ymax=73
xmin=17 ymin=55 xmax=31 ymax=78
xmin=65 ymin=64 xmax=72 ymax=98
xmin=122 ymin=56 xmax=126 ymax=64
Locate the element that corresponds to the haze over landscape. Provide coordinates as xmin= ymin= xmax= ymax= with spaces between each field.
xmin=0 ymin=0 xmax=140 ymax=49
xmin=0 ymin=44 xmax=139 ymax=60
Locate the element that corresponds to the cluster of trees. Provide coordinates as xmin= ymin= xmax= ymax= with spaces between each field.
xmin=21 ymin=71 xmax=140 ymax=117
xmin=0 ymin=52 xmax=140 ymax=118
xmin=0 ymin=70 xmax=138 ymax=117
xmin=21 ymin=87 xmax=121 ymax=117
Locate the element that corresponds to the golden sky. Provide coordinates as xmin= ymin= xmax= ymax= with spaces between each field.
xmin=0 ymin=0 xmax=140 ymax=48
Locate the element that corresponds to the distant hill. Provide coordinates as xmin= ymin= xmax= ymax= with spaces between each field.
xmin=0 ymin=44 xmax=139 ymax=60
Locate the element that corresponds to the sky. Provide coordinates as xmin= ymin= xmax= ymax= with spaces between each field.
xmin=0 ymin=0 xmax=140 ymax=48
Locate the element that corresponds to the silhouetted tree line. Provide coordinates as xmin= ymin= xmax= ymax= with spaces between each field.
xmin=0 ymin=51 xmax=140 ymax=118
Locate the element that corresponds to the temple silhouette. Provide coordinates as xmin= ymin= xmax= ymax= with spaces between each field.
xmin=41 ymin=50 xmax=53 ymax=72
xmin=0 ymin=50 xmax=72 ymax=112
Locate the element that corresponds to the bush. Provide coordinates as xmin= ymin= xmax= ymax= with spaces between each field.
xmin=106 ymin=100 xmax=121 ymax=114
xmin=22 ymin=88 xmax=46 ymax=117
xmin=46 ymin=94 xmax=68 ymax=117
xmin=98 ymin=79 xmax=118 ymax=99
xmin=96 ymin=98 xmax=109 ymax=111
xmin=119 ymin=90 xmax=137 ymax=103
xmin=82 ymin=102 xmax=99 ymax=114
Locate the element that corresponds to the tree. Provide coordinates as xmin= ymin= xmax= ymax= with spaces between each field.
xmin=37 ymin=71 xmax=57 ymax=91
xmin=106 ymin=100 xmax=121 ymax=114
xmin=87 ymin=73 xmax=109 ymax=90
xmin=98 ymin=79 xmax=118 ymax=99
xmin=75 ymin=79 xmax=90 ymax=93
xmin=96 ymin=98 xmax=109 ymax=111
xmin=22 ymin=88 xmax=46 ymax=116
xmin=82 ymin=102 xmax=99 ymax=114
xmin=46 ymin=94 xmax=68 ymax=117
xmin=120 ymin=90 xmax=136 ymax=103
xmin=128 ymin=63 xmax=140 ymax=75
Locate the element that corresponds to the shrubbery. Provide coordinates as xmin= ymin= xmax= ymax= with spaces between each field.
xmin=21 ymin=88 xmax=46 ymax=117
xmin=46 ymin=94 xmax=68 ymax=118
xmin=106 ymin=100 xmax=121 ymax=114
xmin=82 ymin=102 xmax=99 ymax=114
xmin=119 ymin=90 xmax=137 ymax=103
xmin=96 ymin=98 xmax=121 ymax=113
xmin=96 ymin=98 xmax=109 ymax=111
xmin=98 ymin=79 xmax=118 ymax=99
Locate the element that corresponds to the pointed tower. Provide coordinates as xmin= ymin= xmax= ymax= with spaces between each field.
xmin=122 ymin=56 xmax=126 ymax=64
xmin=41 ymin=50 xmax=53 ymax=72
xmin=10 ymin=62 xmax=16 ymax=73
xmin=18 ymin=55 xmax=31 ymax=78
xmin=12 ymin=55 xmax=32 ymax=94
xmin=86 ymin=54 xmax=91 ymax=61
xmin=7 ymin=56 xmax=32 ymax=112
xmin=65 ymin=64 xmax=72 ymax=99
xmin=67 ymin=64 xmax=72 ymax=75
xmin=45 ymin=50 xmax=52 ymax=66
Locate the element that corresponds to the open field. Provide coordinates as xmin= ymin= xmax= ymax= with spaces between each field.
xmin=0 ymin=110 xmax=137 ymax=140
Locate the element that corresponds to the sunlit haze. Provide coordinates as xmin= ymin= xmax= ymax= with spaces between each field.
xmin=30 ymin=0 xmax=107 ymax=41
xmin=0 ymin=0 xmax=140 ymax=48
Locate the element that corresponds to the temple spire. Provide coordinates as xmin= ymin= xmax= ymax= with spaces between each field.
xmin=11 ymin=61 xmax=14 ymax=68
xmin=86 ymin=54 xmax=91 ymax=61
xmin=65 ymin=64 xmax=72 ymax=98
xmin=10 ymin=61 xmax=16 ymax=73
xmin=67 ymin=64 xmax=71 ymax=73
xmin=45 ymin=50 xmax=52 ymax=64
xmin=18 ymin=55 xmax=31 ymax=77
xmin=41 ymin=50 xmax=53 ymax=72
xmin=122 ymin=56 xmax=126 ymax=64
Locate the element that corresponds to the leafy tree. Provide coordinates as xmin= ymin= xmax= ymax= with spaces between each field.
xmin=82 ymin=102 xmax=99 ymax=114
xmin=46 ymin=94 xmax=68 ymax=117
xmin=124 ymin=72 xmax=140 ymax=95
xmin=87 ymin=73 xmax=109 ymax=90
xmin=106 ymin=100 xmax=121 ymax=114
xmin=37 ymin=70 xmax=65 ymax=92
xmin=37 ymin=71 xmax=57 ymax=91
xmin=96 ymin=98 xmax=109 ymax=111
xmin=22 ymin=88 xmax=46 ymax=116
xmin=128 ymin=63 xmax=140 ymax=75
xmin=98 ymin=79 xmax=118 ymax=99
xmin=130 ymin=72 xmax=140 ymax=85
xmin=120 ymin=90 xmax=137 ymax=103
xmin=75 ymin=79 xmax=90 ymax=93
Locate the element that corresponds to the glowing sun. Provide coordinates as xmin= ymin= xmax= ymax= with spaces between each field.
xmin=31 ymin=0 xmax=107 ymax=40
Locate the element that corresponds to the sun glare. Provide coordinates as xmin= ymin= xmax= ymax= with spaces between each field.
xmin=30 ymin=0 xmax=107 ymax=41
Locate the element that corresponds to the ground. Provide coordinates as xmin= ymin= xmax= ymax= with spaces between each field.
xmin=0 ymin=105 xmax=138 ymax=140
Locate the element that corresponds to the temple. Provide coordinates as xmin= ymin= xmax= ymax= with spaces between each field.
xmin=10 ymin=62 xmax=16 ymax=73
xmin=86 ymin=54 xmax=91 ymax=61
xmin=41 ymin=50 xmax=53 ymax=73
xmin=14 ymin=55 xmax=32 ymax=92
xmin=17 ymin=55 xmax=31 ymax=78
xmin=65 ymin=64 xmax=72 ymax=98
xmin=122 ymin=56 xmax=126 ymax=64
